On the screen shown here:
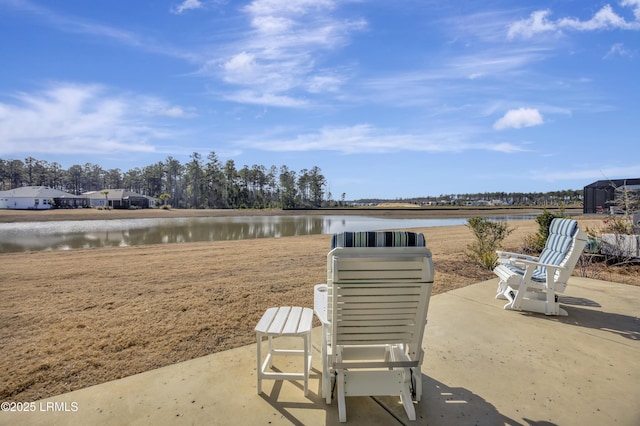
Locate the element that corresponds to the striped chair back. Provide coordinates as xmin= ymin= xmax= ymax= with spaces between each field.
xmin=532 ymin=218 xmax=578 ymax=282
xmin=331 ymin=231 xmax=426 ymax=249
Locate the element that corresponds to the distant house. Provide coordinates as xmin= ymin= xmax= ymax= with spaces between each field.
xmin=583 ymin=178 xmax=640 ymax=214
xmin=83 ymin=189 xmax=156 ymax=209
xmin=468 ymin=200 xmax=490 ymax=206
xmin=0 ymin=186 xmax=88 ymax=210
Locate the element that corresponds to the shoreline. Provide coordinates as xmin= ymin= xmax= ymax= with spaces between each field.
xmin=0 ymin=206 xmax=581 ymax=223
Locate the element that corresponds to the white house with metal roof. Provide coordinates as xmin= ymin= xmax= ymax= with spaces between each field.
xmin=0 ymin=186 xmax=87 ymax=210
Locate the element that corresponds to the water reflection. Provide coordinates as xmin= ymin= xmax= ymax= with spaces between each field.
xmin=0 ymin=215 xmax=534 ymax=254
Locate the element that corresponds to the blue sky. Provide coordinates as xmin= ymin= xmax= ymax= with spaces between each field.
xmin=1 ymin=0 xmax=639 ymax=200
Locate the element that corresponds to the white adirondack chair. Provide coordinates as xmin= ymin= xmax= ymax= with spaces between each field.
xmin=313 ymin=231 xmax=434 ymax=422
xmin=493 ymin=218 xmax=588 ymax=316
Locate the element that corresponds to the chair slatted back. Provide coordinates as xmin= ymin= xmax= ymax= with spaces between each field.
xmin=327 ymin=232 xmax=434 ymax=360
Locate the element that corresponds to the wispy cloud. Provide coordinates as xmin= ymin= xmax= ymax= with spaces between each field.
xmin=240 ymin=124 xmax=528 ymax=154
xmin=508 ymin=2 xmax=640 ymax=39
xmin=3 ymin=0 xmax=143 ymax=46
xmin=223 ymin=90 xmax=308 ymax=108
xmin=209 ymin=0 xmax=366 ymax=107
xmin=171 ymin=0 xmax=204 ymax=14
xmin=604 ymin=42 xmax=635 ymax=59
xmin=2 ymin=0 xmax=200 ymax=62
xmin=0 ymin=83 xmax=192 ymax=156
xmin=448 ymin=47 xmax=551 ymax=80
xmin=353 ymin=44 xmax=550 ymax=110
xmin=494 ymin=108 xmax=544 ymax=130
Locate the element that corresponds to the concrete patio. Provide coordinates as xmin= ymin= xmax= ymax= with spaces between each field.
xmin=2 ymin=277 xmax=639 ymax=426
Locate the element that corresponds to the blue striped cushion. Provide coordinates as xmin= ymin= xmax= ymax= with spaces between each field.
xmin=533 ymin=218 xmax=577 ymax=281
xmin=331 ymin=231 xmax=426 ymax=249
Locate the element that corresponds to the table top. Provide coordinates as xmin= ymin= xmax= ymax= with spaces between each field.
xmin=255 ymin=306 xmax=313 ymax=336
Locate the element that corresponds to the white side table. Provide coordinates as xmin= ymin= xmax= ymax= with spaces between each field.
xmin=255 ymin=306 xmax=313 ymax=396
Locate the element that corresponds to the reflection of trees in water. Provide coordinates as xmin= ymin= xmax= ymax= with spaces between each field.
xmin=0 ymin=215 xmax=532 ymax=253
xmin=139 ymin=216 xmax=327 ymax=244
xmin=0 ymin=217 xmax=330 ymax=253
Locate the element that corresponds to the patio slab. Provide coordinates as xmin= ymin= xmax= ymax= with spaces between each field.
xmin=2 ymin=277 xmax=639 ymax=425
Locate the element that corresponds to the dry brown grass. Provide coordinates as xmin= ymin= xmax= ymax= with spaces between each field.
xmin=0 ymin=211 xmax=636 ymax=402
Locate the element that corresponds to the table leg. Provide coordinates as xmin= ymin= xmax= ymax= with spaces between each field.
xmin=256 ymin=332 xmax=262 ymax=394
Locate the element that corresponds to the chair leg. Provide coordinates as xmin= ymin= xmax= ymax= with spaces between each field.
xmin=321 ymin=325 xmax=332 ymax=403
xmin=546 ymin=286 xmax=558 ymax=315
xmin=412 ymin=368 xmax=422 ymax=401
xmin=504 ymin=284 xmax=527 ymax=311
xmin=495 ymin=279 xmax=508 ymax=300
xmin=400 ymin=369 xmax=416 ymax=421
xmin=337 ymin=369 xmax=346 ymax=422
xmin=324 ymin=374 xmax=332 ymax=404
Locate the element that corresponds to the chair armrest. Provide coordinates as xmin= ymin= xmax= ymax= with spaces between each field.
xmin=518 ymin=259 xmax=566 ymax=271
xmin=314 ymin=284 xmax=329 ymax=325
xmin=496 ymin=250 xmax=538 ymax=262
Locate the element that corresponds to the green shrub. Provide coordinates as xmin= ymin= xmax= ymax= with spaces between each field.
xmin=465 ymin=217 xmax=513 ymax=270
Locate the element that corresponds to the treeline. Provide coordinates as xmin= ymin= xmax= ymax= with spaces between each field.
xmin=434 ymin=190 xmax=583 ymax=206
xmin=0 ymin=154 xmax=327 ymax=209
xmin=358 ymin=190 xmax=583 ymax=207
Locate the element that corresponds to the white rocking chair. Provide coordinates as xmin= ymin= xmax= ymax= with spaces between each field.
xmin=313 ymin=231 xmax=434 ymax=422
xmin=493 ymin=218 xmax=588 ymax=316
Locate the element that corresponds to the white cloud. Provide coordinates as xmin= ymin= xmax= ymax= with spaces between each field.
xmin=250 ymin=15 xmax=295 ymax=34
xmin=0 ymin=83 xmax=191 ymax=156
xmin=171 ymin=0 xmax=203 ymax=14
xmin=494 ymin=108 xmax=544 ymax=130
xmin=508 ymin=3 xmax=640 ymax=39
xmin=243 ymin=0 xmax=336 ymax=17
xmin=489 ymin=142 xmax=528 ymax=153
xmin=223 ymin=52 xmax=258 ymax=82
xmin=558 ymin=5 xmax=630 ymax=31
xmin=507 ymin=10 xmax=557 ymax=39
xmin=224 ymin=90 xmax=308 ymax=108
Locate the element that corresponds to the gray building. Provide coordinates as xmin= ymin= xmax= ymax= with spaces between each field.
xmin=83 ymin=189 xmax=155 ymax=209
xmin=583 ymin=178 xmax=640 ymax=214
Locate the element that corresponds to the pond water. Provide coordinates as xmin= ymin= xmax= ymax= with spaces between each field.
xmin=0 ymin=215 xmax=536 ymax=254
